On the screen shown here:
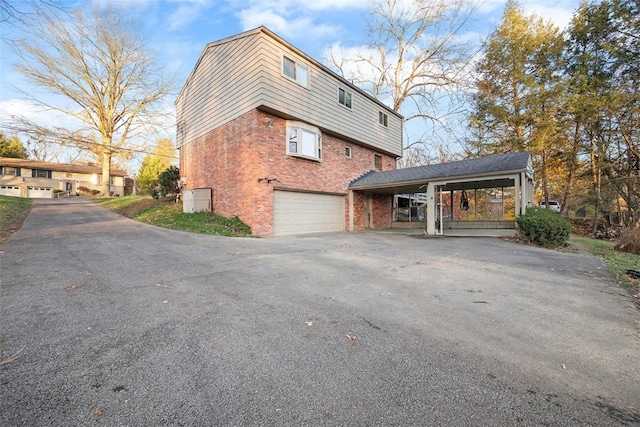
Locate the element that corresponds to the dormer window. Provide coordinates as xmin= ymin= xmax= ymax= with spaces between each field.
xmin=283 ymin=56 xmax=309 ymax=86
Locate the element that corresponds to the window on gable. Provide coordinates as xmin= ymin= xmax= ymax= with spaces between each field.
xmin=32 ymin=169 xmax=52 ymax=178
xmin=374 ymin=155 xmax=382 ymax=170
xmin=378 ymin=111 xmax=388 ymax=127
xmin=286 ymin=121 xmax=321 ymax=161
xmin=338 ymin=88 xmax=352 ymax=108
xmin=283 ymin=55 xmax=309 ymax=86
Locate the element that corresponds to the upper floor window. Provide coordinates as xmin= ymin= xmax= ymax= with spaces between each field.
xmin=283 ymin=56 xmax=309 ymax=87
xmin=345 ymin=146 xmax=352 ymax=158
xmin=374 ymin=155 xmax=382 ymax=170
xmin=338 ymin=88 xmax=352 ymax=108
xmin=287 ymin=121 xmax=321 ymax=161
xmin=32 ymin=169 xmax=52 ymax=178
xmin=378 ymin=111 xmax=388 ymax=127
xmin=1 ymin=166 xmax=20 ymax=176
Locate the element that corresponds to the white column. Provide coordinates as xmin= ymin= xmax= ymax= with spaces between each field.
xmin=514 ymin=173 xmax=521 ymax=217
xmin=426 ymin=182 xmax=436 ymax=235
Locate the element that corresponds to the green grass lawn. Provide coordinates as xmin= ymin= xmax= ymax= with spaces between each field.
xmin=96 ymin=195 xmax=252 ymax=237
xmin=569 ymin=236 xmax=640 ymax=283
xmin=0 ymin=195 xmax=32 ymax=244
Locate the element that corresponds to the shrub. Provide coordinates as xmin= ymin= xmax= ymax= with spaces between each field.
xmin=614 ymin=226 xmax=640 ymax=255
xmin=158 ymin=165 xmax=180 ymax=197
xmin=517 ymin=208 xmax=571 ymax=248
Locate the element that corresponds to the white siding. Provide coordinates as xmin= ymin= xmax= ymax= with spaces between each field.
xmin=176 ymin=32 xmax=265 ymax=148
xmin=176 ymin=28 xmax=402 ymax=156
xmin=257 ymin=35 xmax=402 ymax=156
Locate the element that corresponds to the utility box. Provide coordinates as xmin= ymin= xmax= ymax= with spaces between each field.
xmin=183 ymin=188 xmax=212 ymax=213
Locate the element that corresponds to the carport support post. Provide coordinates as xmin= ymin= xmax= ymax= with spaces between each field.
xmin=514 ymin=174 xmax=521 ymax=216
xmin=426 ymin=182 xmax=437 ymax=235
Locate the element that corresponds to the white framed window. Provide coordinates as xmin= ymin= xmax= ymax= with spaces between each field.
xmin=286 ymin=121 xmax=321 ymax=161
xmin=378 ymin=111 xmax=388 ymax=127
xmin=345 ymin=146 xmax=352 ymax=158
xmin=283 ymin=55 xmax=309 ymax=87
xmin=338 ymin=87 xmax=352 ymax=108
xmin=1 ymin=166 xmax=20 ymax=176
xmin=32 ymin=169 xmax=52 ymax=178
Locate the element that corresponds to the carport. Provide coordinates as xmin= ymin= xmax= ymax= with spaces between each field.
xmin=348 ymin=151 xmax=535 ymax=235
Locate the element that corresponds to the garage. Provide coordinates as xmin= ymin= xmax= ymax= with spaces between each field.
xmin=273 ymin=190 xmax=345 ymax=236
xmin=27 ymin=187 xmax=52 ymax=198
xmin=0 ymin=186 xmax=21 ymax=197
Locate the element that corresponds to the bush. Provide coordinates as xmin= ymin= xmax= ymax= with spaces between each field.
xmin=158 ymin=165 xmax=180 ymax=197
xmin=517 ymin=208 xmax=571 ymax=248
xmin=614 ymin=226 xmax=640 ymax=255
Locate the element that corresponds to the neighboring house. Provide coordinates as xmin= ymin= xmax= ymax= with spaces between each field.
xmin=176 ymin=27 xmax=403 ymax=237
xmin=0 ymin=157 xmax=126 ymax=198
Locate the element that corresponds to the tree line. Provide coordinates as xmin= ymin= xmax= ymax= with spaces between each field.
xmin=467 ymin=0 xmax=638 ymax=225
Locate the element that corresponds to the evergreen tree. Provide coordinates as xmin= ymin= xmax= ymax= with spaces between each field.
xmin=0 ymin=131 xmax=28 ymax=158
xmin=467 ymin=0 xmax=567 ymax=206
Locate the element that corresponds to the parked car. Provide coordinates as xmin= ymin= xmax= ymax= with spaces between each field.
xmin=540 ymin=200 xmax=561 ymax=213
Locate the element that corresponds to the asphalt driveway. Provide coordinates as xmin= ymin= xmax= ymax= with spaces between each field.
xmin=1 ymin=198 xmax=639 ymax=426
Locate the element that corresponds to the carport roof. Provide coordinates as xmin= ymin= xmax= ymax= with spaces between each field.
xmin=349 ymin=151 xmax=532 ymax=194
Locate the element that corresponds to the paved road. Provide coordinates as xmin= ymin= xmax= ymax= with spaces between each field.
xmin=1 ymin=198 xmax=639 ymax=426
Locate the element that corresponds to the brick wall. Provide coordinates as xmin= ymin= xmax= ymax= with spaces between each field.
xmin=180 ymin=109 xmax=395 ymax=236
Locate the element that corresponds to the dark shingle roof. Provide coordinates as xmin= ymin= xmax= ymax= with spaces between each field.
xmin=350 ymin=151 xmax=531 ymax=189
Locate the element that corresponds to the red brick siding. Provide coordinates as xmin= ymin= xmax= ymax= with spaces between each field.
xmin=180 ymin=109 xmax=395 ymax=236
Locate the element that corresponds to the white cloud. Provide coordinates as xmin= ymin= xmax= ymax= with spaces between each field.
xmin=237 ymin=8 xmax=289 ymax=33
xmin=237 ymin=6 xmax=340 ymax=40
xmin=473 ymin=0 xmax=579 ymax=30
xmin=521 ymin=0 xmax=577 ymax=30
xmin=168 ymin=4 xmax=208 ymax=30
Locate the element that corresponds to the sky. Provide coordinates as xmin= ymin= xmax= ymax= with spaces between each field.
xmin=0 ymin=0 xmax=583 ymax=172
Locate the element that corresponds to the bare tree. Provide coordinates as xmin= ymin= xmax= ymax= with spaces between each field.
xmin=11 ymin=3 xmax=174 ymax=195
xmin=327 ymin=0 xmax=477 ymax=164
xmin=1 ymin=0 xmax=64 ymax=42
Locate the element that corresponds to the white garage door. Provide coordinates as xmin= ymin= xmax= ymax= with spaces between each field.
xmin=273 ymin=190 xmax=345 ymax=236
xmin=27 ymin=187 xmax=52 ymax=198
xmin=0 ymin=186 xmax=21 ymax=197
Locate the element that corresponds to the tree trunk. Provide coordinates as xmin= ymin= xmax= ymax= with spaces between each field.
xmin=590 ymin=138 xmax=602 ymax=235
xmin=101 ymin=150 xmax=111 ymax=196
